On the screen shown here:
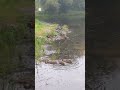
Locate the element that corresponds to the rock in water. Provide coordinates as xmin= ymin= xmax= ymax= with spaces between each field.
xmin=62 ymin=59 xmax=72 ymax=64
xmin=59 ymin=60 xmax=65 ymax=66
xmin=45 ymin=60 xmax=57 ymax=64
xmin=42 ymin=59 xmax=72 ymax=66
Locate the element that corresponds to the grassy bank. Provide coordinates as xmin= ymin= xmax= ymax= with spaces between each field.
xmin=35 ymin=19 xmax=58 ymax=59
xmin=35 ymin=19 xmax=69 ymax=60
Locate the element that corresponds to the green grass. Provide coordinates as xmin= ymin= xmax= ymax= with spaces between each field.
xmin=35 ymin=19 xmax=58 ymax=37
xmin=35 ymin=19 xmax=58 ymax=60
xmin=35 ymin=18 xmax=70 ymax=61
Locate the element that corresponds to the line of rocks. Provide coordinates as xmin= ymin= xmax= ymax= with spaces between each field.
xmin=41 ymin=59 xmax=72 ymax=66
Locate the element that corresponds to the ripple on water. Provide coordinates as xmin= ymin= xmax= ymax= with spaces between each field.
xmin=35 ymin=56 xmax=85 ymax=90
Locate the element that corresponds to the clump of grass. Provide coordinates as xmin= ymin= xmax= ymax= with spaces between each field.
xmin=35 ymin=37 xmax=45 ymax=59
xmin=35 ymin=19 xmax=70 ymax=60
xmin=35 ymin=19 xmax=58 ymax=37
xmin=62 ymin=25 xmax=69 ymax=32
xmin=35 ymin=19 xmax=59 ymax=60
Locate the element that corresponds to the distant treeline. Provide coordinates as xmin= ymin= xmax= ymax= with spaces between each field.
xmin=35 ymin=0 xmax=85 ymax=14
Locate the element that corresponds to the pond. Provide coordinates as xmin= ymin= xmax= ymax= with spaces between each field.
xmin=35 ymin=16 xmax=85 ymax=90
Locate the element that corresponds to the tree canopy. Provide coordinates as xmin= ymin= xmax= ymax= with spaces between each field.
xmin=36 ymin=0 xmax=85 ymax=14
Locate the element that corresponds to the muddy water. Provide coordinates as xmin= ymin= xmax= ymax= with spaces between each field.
xmin=35 ymin=17 xmax=85 ymax=90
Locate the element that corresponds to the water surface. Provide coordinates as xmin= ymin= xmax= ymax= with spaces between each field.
xmin=35 ymin=16 xmax=85 ymax=90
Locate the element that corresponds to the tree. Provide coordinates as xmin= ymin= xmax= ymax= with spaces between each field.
xmin=72 ymin=0 xmax=85 ymax=10
xmin=40 ymin=0 xmax=60 ymax=14
xmin=38 ymin=0 xmax=85 ymax=14
xmin=59 ymin=0 xmax=73 ymax=13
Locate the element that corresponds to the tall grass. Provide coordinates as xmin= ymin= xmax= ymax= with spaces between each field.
xmin=35 ymin=19 xmax=58 ymax=60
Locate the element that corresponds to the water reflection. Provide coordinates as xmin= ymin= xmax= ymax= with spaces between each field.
xmin=35 ymin=55 xmax=85 ymax=90
xmin=35 ymin=16 xmax=85 ymax=90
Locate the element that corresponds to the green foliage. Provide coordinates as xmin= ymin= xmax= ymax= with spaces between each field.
xmin=58 ymin=0 xmax=73 ymax=13
xmin=35 ymin=37 xmax=45 ymax=59
xmin=36 ymin=0 xmax=85 ymax=14
xmin=35 ymin=19 xmax=69 ymax=60
xmin=43 ymin=0 xmax=60 ymax=13
xmin=72 ymin=0 xmax=85 ymax=10
xmin=35 ymin=20 xmax=58 ymax=59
